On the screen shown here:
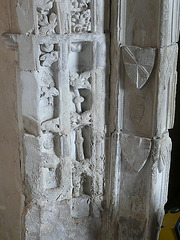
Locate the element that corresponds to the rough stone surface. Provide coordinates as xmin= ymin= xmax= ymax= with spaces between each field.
xmin=3 ymin=0 xmax=108 ymax=239
xmin=2 ymin=0 xmax=180 ymax=239
xmin=103 ymin=0 xmax=180 ymax=240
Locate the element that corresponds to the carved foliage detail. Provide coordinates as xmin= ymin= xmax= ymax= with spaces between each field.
xmin=71 ymin=111 xmax=91 ymax=129
xmin=70 ymin=0 xmax=92 ymax=33
xmin=120 ymin=133 xmax=152 ymax=173
xmin=37 ymin=0 xmax=57 ymax=35
xmin=40 ymin=44 xmax=58 ymax=67
xmin=40 ymin=74 xmax=59 ymax=105
xmin=70 ymin=72 xmax=92 ymax=129
xmin=70 ymin=72 xmax=92 ymax=163
xmin=122 ymin=46 xmax=156 ymax=89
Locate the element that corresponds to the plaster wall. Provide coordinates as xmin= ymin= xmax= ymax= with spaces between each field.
xmin=0 ymin=1 xmax=23 ymax=239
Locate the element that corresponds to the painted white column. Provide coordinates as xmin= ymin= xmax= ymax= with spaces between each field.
xmin=103 ymin=0 xmax=180 ymax=239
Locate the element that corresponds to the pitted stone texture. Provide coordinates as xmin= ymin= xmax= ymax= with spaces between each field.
xmin=25 ymin=204 xmax=41 ymax=240
xmin=40 ymin=200 xmax=100 ymax=240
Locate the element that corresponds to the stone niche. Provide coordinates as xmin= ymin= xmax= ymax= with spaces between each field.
xmin=1 ymin=0 xmax=180 ymax=240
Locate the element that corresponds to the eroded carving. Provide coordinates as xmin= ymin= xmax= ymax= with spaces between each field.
xmin=72 ymin=159 xmax=93 ymax=197
xmin=41 ymin=117 xmax=60 ymax=133
xmin=120 ymin=132 xmax=152 ymax=173
xmin=71 ymin=111 xmax=91 ymax=129
xmin=42 ymin=166 xmax=60 ymax=190
xmin=40 ymin=44 xmax=58 ymax=67
xmin=70 ymin=72 xmax=92 ymax=128
xmin=70 ymin=72 xmax=91 ymax=90
xmin=122 ymin=46 xmax=156 ymax=89
xmin=41 ymin=133 xmax=54 ymax=151
xmin=71 ymin=42 xmax=83 ymax=52
xmin=70 ymin=71 xmax=92 ymax=162
xmin=37 ymin=0 xmax=57 ymax=35
xmin=40 ymin=73 xmax=59 ymax=105
xmin=70 ymin=0 xmax=92 ymax=33
xmin=130 ymin=101 xmax=145 ymax=125
xmin=76 ymin=128 xmax=85 ymax=160
xmin=70 ymin=72 xmax=91 ymax=113
xmin=153 ymin=134 xmax=172 ymax=173
xmin=159 ymin=45 xmax=178 ymax=89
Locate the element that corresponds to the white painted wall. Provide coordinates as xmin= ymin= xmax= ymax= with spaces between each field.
xmin=0 ymin=1 xmax=23 ymax=240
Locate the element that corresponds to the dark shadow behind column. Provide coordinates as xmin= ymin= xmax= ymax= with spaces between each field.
xmin=166 ymin=41 xmax=180 ymax=209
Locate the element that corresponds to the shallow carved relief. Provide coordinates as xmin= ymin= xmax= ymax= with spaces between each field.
xmin=70 ymin=72 xmax=91 ymax=112
xmin=40 ymin=44 xmax=58 ymax=67
xmin=41 ymin=117 xmax=60 ymax=133
xmin=129 ymin=100 xmax=145 ymax=125
xmin=70 ymin=72 xmax=92 ymax=163
xmin=70 ymin=72 xmax=92 ymax=127
xmin=159 ymin=45 xmax=178 ymax=90
xmin=40 ymin=74 xmax=59 ymax=105
xmin=4 ymin=0 xmax=105 ymax=239
xmin=72 ymin=159 xmax=93 ymax=197
xmin=71 ymin=110 xmax=91 ymax=129
xmin=152 ymin=134 xmax=172 ymax=173
xmin=37 ymin=0 xmax=57 ymax=35
xmin=122 ymin=46 xmax=156 ymax=89
xmin=70 ymin=72 xmax=91 ymax=90
xmin=76 ymin=128 xmax=85 ymax=160
xmin=120 ymin=132 xmax=152 ymax=173
xmin=70 ymin=0 xmax=92 ymax=33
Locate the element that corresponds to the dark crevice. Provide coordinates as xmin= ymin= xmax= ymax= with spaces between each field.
xmin=166 ymin=40 xmax=180 ymax=209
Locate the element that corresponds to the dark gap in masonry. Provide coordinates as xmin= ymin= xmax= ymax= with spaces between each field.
xmin=166 ymin=40 xmax=180 ymax=210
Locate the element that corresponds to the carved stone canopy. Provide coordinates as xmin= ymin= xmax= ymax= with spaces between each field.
xmin=122 ymin=46 xmax=156 ymax=89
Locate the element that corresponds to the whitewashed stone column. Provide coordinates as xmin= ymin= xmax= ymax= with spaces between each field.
xmin=3 ymin=0 xmax=108 ymax=239
xmin=103 ymin=0 xmax=180 ymax=239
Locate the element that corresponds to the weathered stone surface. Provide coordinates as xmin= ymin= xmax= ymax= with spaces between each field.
xmin=8 ymin=0 xmax=107 ymax=239
xmin=105 ymin=1 xmax=180 ymax=240
xmin=120 ymin=132 xmax=151 ymax=173
xmin=160 ymin=0 xmax=180 ymax=46
xmin=122 ymin=45 xmax=156 ymax=89
xmin=2 ymin=0 xmax=180 ymax=239
xmin=155 ymin=44 xmax=178 ymax=135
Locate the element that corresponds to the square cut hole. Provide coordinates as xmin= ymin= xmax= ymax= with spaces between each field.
xmin=69 ymin=42 xmax=93 ymax=73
